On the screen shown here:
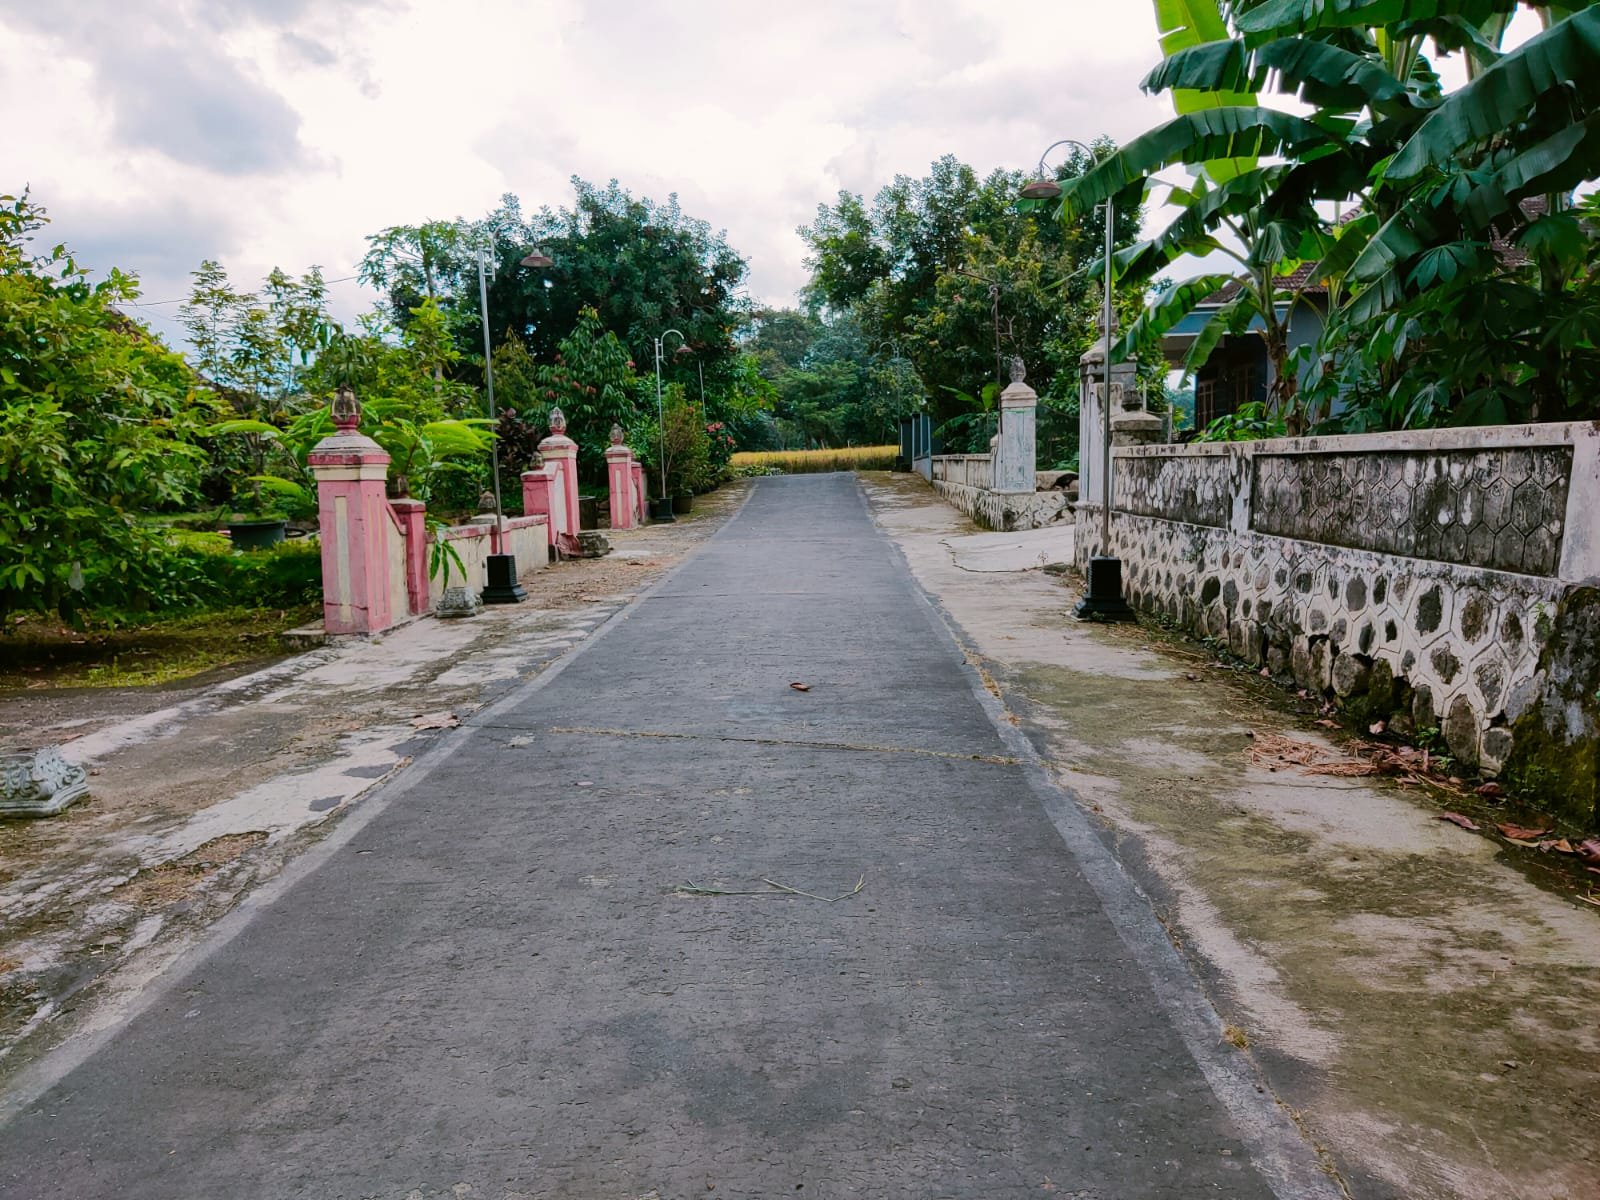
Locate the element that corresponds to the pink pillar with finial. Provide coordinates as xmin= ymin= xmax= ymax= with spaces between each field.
xmin=537 ymin=406 xmax=581 ymax=539
xmin=604 ymin=425 xmax=635 ymax=530
xmin=308 ymin=387 xmax=395 ymax=635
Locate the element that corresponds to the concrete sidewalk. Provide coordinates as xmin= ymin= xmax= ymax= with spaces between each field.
xmin=867 ymin=472 xmax=1600 ymax=1200
xmin=0 ymin=473 xmax=1330 ymax=1199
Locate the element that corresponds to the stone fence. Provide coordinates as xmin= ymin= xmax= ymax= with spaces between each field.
xmin=930 ymin=453 xmax=1073 ymax=532
xmin=932 ymin=454 xmax=994 ymax=490
xmin=1077 ymin=421 xmax=1600 ymax=826
xmin=926 ymin=362 xmax=1074 ymax=532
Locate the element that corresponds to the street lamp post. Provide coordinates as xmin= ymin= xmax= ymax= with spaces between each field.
xmin=475 ymin=243 xmax=552 ymax=603
xmin=651 ymin=328 xmax=688 ymax=522
xmin=1021 ymin=139 xmax=1134 ymax=621
xmin=875 ymin=338 xmax=922 ymax=441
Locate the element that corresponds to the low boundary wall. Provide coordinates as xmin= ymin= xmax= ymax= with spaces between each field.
xmin=428 ymin=517 xmax=548 ymax=608
xmin=931 ymin=455 xmax=1073 ymax=531
xmin=1077 ymin=422 xmax=1600 ymax=826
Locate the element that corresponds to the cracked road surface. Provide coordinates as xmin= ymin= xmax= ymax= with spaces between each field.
xmin=0 ymin=475 xmax=1326 ymax=1199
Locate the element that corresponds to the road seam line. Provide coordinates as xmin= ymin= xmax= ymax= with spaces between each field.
xmin=506 ymin=723 xmax=1023 ymax=765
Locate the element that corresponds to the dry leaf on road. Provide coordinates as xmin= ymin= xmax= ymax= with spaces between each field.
xmin=1439 ymin=812 xmax=1481 ymax=831
xmin=1498 ymin=823 xmax=1553 ymax=841
xmin=411 ymin=712 xmax=460 ymax=730
xmin=789 ymin=682 xmax=811 ymax=692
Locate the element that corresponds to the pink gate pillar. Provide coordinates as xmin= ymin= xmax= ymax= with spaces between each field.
xmin=604 ymin=425 xmax=636 ymax=531
xmin=538 ymin=406 xmax=581 ymax=539
xmin=308 ymin=388 xmax=395 ymax=635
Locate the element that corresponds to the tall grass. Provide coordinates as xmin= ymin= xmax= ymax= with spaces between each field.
xmin=730 ymin=446 xmax=897 ymax=475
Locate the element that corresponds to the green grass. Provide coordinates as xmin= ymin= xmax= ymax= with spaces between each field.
xmin=1 ymin=606 xmax=319 ymax=691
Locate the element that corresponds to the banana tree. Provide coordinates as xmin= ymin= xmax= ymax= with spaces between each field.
xmin=1076 ymin=0 xmax=1600 ymax=429
xmin=211 ymin=400 xmax=495 ymax=511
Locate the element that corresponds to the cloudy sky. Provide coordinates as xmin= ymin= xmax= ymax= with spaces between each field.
xmin=1 ymin=0 xmax=1185 ymax=343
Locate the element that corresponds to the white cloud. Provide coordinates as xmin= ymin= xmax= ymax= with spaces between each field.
xmin=1 ymin=0 xmax=1174 ymax=335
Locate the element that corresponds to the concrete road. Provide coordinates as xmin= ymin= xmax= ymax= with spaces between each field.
xmin=0 ymin=475 xmax=1320 ymax=1199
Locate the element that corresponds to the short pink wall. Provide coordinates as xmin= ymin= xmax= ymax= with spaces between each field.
xmin=390 ymin=499 xmax=429 ymax=616
xmin=522 ymin=468 xmax=561 ymax=546
xmin=424 ymin=516 xmax=549 ymax=607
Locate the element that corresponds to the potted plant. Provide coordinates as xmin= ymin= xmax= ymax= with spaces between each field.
xmin=662 ymin=389 xmax=709 ymax=516
xmin=226 ymin=485 xmax=290 ymax=549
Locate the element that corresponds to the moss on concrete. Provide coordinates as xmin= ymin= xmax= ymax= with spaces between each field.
xmin=1505 ymin=586 xmax=1600 ymax=829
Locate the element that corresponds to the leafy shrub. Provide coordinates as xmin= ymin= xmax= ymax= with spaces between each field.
xmin=0 ymin=191 xmax=215 ymax=621
xmin=1194 ymin=402 xmax=1287 ymax=443
xmin=82 ymin=536 xmax=322 ymax=622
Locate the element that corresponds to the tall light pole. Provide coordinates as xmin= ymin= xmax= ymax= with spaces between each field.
xmin=1021 ymin=138 xmax=1134 ymax=620
xmin=651 ymin=327 xmax=687 ymax=521
xmin=475 ymin=243 xmax=552 ymax=603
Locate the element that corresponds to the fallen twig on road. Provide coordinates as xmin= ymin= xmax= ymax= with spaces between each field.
xmin=674 ymin=876 xmax=867 ymax=903
xmin=762 ymin=875 xmax=866 ymax=903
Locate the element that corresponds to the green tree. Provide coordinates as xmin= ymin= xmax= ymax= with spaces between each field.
xmin=531 ymin=306 xmax=643 ymax=481
xmin=0 ymin=191 xmax=214 ymax=619
xmin=799 ymin=153 xmax=1140 ymax=448
xmin=360 ymin=219 xmax=470 ymax=320
xmin=471 ymin=184 xmax=747 ymax=402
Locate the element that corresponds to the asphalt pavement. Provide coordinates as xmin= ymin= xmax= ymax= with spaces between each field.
xmin=0 ymin=474 xmax=1295 ymax=1199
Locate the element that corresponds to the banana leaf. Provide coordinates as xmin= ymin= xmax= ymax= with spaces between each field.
xmin=1113 ymin=273 xmax=1240 ymax=360
xmin=1145 ymin=37 xmax=1412 ymax=114
xmin=1386 ymin=7 xmax=1600 ymax=179
xmin=1059 ymin=108 xmax=1332 ymax=218
xmin=1154 ymin=0 xmax=1261 ymax=180
xmin=1236 ymin=0 xmax=1529 ymax=45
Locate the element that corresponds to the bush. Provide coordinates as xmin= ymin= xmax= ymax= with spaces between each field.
xmin=728 ymin=446 xmax=897 ymax=474
xmin=83 ymin=535 xmax=322 ymax=622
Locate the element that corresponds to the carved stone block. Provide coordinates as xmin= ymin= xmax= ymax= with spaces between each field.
xmin=436 ymin=585 xmax=482 ymax=619
xmin=1 ymin=747 xmax=90 ymax=818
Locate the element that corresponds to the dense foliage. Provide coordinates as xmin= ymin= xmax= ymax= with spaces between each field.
xmin=795 ymin=153 xmax=1163 ymax=461
xmin=1073 ymin=0 xmax=1600 ymax=433
xmin=0 ymin=193 xmax=214 ymax=619
xmin=360 ymin=181 xmax=771 ymax=485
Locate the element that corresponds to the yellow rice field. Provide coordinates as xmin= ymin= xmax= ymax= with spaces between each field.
xmin=730 ymin=446 xmax=898 ymax=474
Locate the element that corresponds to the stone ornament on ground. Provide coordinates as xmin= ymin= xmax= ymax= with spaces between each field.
xmin=1 ymin=746 xmax=90 ymax=818
xmin=436 ymin=585 xmax=482 ymax=619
